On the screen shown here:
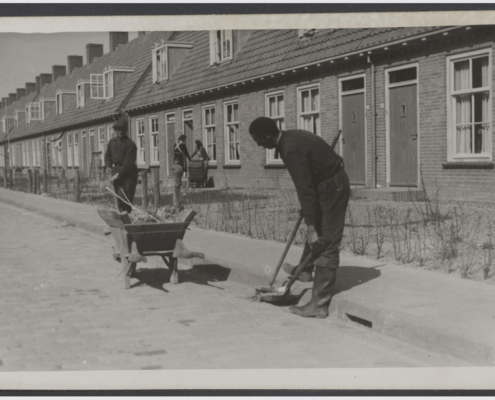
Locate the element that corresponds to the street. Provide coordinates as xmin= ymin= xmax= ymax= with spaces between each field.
xmin=0 ymin=201 xmax=468 ymax=371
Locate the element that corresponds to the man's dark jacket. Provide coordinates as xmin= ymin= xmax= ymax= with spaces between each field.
xmin=276 ymin=129 xmax=343 ymax=226
xmin=104 ymin=136 xmax=138 ymax=179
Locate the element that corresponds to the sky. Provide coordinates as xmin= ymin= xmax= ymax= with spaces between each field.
xmin=0 ymin=31 xmax=139 ymax=98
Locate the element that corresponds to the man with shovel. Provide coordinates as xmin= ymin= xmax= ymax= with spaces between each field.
xmin=249 ymin=117 xmax=350 ymax=318
xmin=105 ymin=114 xmax=139 ymax=213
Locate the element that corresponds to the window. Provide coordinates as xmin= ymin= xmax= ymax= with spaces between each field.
xmin=104 ymin=70 xmax=114 ymax=99
xmin=136 ymin=119 xmax=145 ymax=164
xmin=183 ymin=109 xmax=193 ymax=140
xmin=265 ymin=92 xmax=285 ymax=163
xmin=0 ymin=146 xmax=4 ymax=168
xmin=224 ymin=101 xmax=240 ymax=163
xmin=447 ymin=50 xmax=492 ymax=160
xmin=35 ymin=138 xmax=41 ymax=167
xmin=73 ymin=132 xmax=79 ymax=167
xmin=14 ymin=112 xmax=20 ymax=128
xmin=90 ymin=74 xmax=105 ymax=99
xmin=56 ymin=93 xmax=63 ymax=115
xmin=27 ymin=102 xmax=41 ymax=123
xmin=51 ymin=138 xmax=62 ymax=167
xmin=89 ymin=129 xmax=95 ymax=154
xmin=107 ymin=125 xmax=114 ymax=142
xmin=149 ymin=116 xmax=159 ymax=165
xmin=77 ymin=82 xmax=88 ymax=108
xmin=98 ymin=126 xmax=105 ymax=165
xmin=298 ymin=85 xmax=320 ymax=135
xmin=152 ymin=46 xmax=168 ymax=83
xmin=210 ymin=30 xmax=233 ymax=65
xmin=203 ymin=106 xmax=216 ymax=163
xmin=67 ymin=133 xmax=73 ymax=167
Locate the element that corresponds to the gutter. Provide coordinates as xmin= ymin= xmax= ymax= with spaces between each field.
xmin=368 ymin=55 xmax=376 ymax=189
xmin=125 ymin=25 xmax=463 ymax=113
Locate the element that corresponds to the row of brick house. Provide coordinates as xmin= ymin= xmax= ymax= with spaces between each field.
xmin=1 ymin=26 xmax=495 ymax=200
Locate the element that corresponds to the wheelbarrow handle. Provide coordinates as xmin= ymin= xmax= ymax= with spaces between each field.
xmin=268 ymin=214 xmax=304 ymax=287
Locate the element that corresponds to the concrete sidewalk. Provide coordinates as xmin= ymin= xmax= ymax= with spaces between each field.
xmin=1 ymin=188 xmax=495 ymax=366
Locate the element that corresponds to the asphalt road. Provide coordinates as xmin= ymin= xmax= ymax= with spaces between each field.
xmin=0 ymin=201 xmax=468 ymax=371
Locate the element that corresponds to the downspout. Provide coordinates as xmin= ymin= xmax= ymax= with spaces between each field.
xmin=368 ymin=55 xmax=377 ymax=189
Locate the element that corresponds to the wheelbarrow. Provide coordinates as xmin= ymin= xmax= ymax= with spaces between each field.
xmin=97 ymin=209 xmax=204 ymax=289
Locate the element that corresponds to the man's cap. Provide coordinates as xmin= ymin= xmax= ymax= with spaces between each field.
xmin=178 ymin=134 xmax=187 ymax=141
xmin=113 ymin=114 xmax=128 ymax=130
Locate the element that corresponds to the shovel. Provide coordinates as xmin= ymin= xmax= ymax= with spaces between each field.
xmin=254 ymin=239 xmax=331 ymax=305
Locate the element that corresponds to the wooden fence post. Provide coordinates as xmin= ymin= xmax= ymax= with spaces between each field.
xmin=43 ymin=169 xmax=48 ymax=193
xmin=33 ymin=169 xmax=39 ymax=194
xmin=27 ymin=169 xmax=33 ymax=193
xmin=152 ymin=168 xmax=160 ymax=208
xmin=3 ymin=168 xmax=7 ymax=189
xmin=141 ymin=170 xmax=149 ymax=211
xmin=74 ymin=169 xmax=81 ymax=202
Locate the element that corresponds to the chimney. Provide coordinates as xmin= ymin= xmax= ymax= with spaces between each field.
xmin=35 ymin=76 xmax=41 ymax=95
xmin=39 ymin=73 xmax=52 ymax=91
xmin=16 ymin=88 xmax=26 ymax=101
xmin=9 ymin=93 xmax=17 ymax=105
xmin=67 ymin=55 xmax=83 ymax=74
xmin=2 ymin=98 xmax=9 ymax=108
xmin=86 ymin=43 xmax=104 ymax=64
xmin=138 ymin=31 xmax=146 ymax=37
xmin=109 ymin=32 xmax=128 ymax=52
xmin=25 ymin=82 xmax=36 ymax=96
xmin=52 ymin=65 xmax=66 ymax=82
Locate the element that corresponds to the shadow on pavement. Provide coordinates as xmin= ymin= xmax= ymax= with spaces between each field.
xmin=130 ymin=264 xmax=231 ymax=291
xmin=333 ymin=265 xmax=382 ymax=295
xmin=130 ymin=268 xmax=171 ymax=292
xmin=178 ymin=264 xmax=230 ymax=290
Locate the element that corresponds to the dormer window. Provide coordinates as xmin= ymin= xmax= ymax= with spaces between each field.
xmin=210 ymin=30 xmax=233 ymax=65
xmin=26 ymin=102 xmax=41 ymax=124
xmin=152 ymin=41 xmax=193 ymax=84
xmin=14 ymin=111 xmax=23 ymax=128
xmin=91 ymin=67 xmax=134 ymax=100
xmin=77 ymin=79 xmax=90 ymax=108
xmin=39 ymin=97 xmax=56 ymax=120
xmin=152 ymin=46 xmax=168 ymax=83
xmin=56 ymin=90 xmax=76 ymax=115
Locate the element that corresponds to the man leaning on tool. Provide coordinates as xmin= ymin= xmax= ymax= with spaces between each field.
xmin=104 ymin=114 xmax=139 ymax=214
xmin=249 ymin=117 xmax=350 ymax=318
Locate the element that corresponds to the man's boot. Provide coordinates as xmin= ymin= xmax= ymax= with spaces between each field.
xmin=282 ymin=263 xmax=313 ymax=282
xmin=289 ymin=267 xmax=336 ymax=318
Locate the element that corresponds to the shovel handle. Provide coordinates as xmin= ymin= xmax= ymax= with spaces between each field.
xmin=268 ymin=214 xmax=303 ymax=287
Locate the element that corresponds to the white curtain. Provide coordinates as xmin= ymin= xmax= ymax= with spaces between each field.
xmin=454 ymin=60 xmax=470 ymax=91
xmin=455 ymin=94 xmax=472 ymax=154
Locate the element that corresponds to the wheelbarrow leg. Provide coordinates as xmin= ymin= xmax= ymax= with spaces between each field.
xmin=121 ymin=257 xmax=131 ymax=289
xmin=161 ymin=255 xmax=179 ymax=284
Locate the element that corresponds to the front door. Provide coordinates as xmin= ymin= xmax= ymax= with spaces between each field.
xmin=388 ymin=66 xmax=418 ymax=186
xmin=341 ymin=76 xmax=366 ymax=184
xmin=81 ymin=131 xmax=87 ymax=176
xmin=165 ymin=113 xmax=175 ymax=178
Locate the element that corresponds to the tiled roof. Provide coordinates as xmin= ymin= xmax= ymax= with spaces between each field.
xmin=5 ymin=31 xmax=174 ymax=142
xmin=3 ymin=27 xmax=455 ymax=144
xmin=125 ymin=27 xmax=445 ymax=110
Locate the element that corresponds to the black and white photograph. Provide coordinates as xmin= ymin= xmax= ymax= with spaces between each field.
xmin=0 ymin=7 xmax=494 ymax=391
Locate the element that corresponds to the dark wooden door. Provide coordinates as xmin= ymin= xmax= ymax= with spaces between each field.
xmin=389 ymin=84 xmax=418 ymax=186
xmin=342 ymin=92 xmax=366 ymax=184
xmin=166 ymin=115 xmax=175 ymax=177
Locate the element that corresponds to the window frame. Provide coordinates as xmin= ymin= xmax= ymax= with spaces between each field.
xmin=90 ymin=74 xmax=105 ymax=99
xmin=73 ymin=132 xmax=80 ymax=167
xmin=265 ymin=90 xmax=285 ymax=164
xmin=27 ymin=102 xmax=41 ymax=122
xmin=210 ymin=30 xmax=233 ymax=65
xmin=297 ymin=83 xmax=321 ymax=136
xmin=98 ymin=126 xmax=105 ymax=165
xmin=149 ymin=115 xmax=160 ymax=166
xmin=136 ymin=118 xmax=146 ymax=165
xmin=107 ymin=125 xmax=114 ymax=143
xmin=202 ymin=104 xmax=217 ymax=164
xmin=152 ymin=46 xmax=168 ymax=83
xmin=76 ymin=81 xmax=89 ymax=108
xmin=224 ymin=100 xmax=240 ymax=164
xmin=446 ymin=48 xmax=493 ymax=162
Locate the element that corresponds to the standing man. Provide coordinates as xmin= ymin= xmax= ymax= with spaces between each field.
xmin=249 ymin=117 xmax=350 ymax=319
xmin=174 ymin=134 xmax=191 ymax=173
xmin=105 ymin=114 xmax=138 ymax=213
